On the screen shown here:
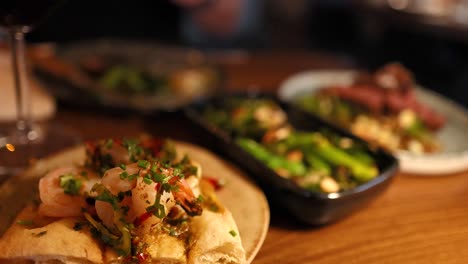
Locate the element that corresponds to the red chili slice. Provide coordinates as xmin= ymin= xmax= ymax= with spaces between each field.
xmin=134 ymin=211 xmax=153 ymax=227
xmin=204 ymin=177 xmax=224 ymax=191
xmin=141 ymin=138 xmax=164 ymax=157
xmin=137 ymin=252 xmax=148 ymax=262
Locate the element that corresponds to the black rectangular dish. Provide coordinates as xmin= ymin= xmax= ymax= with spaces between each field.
xmin=184 ymin=93 xmax=398 ymax=225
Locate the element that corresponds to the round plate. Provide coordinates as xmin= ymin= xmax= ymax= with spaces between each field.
xmin=0 ymin=141 xmax=269 ymax=263
xmin=279 ymin=70 xmax=468 ymax=175
xmin=32 ymin=39 xmax=221 ymax=112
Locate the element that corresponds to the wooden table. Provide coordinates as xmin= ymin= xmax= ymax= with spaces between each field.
xmin=49 ymin=51 xmax=468 ymax=264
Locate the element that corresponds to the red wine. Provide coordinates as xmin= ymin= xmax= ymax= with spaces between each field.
xmin=0 ymin=0 xmax=64 ymax=29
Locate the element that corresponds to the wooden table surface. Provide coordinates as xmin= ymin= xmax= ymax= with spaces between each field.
xmin=47 ymin=51 xmax=468 ymax=264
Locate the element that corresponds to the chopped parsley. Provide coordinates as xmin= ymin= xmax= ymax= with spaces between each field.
xmin=119 ymin=171 xmax=129 ymax=180
xmin=117 ymin=190 xmax=132 ymax=201
xmin=123 ymin=138 xmax=144 ymax=162
xmin=16 ymin=219 xmax=34 ymax=226
xmin=229 ymin=230 xmax=237 ymax=237
xmin=137 ymin=160 xmax=149 ymax=168
xmin=59 ymin=173 xmax=82 ymax=195
xmin=92 ymin=184 xmax=120 ymax=210
xmin=169 ymin=228 xmax=177 ymax=237
xmin=143 ymin=174 xmax=153 ymax=185
xmin=209 ymin=204 xmax=219 ymax=212
xmin=105 ymin=139 xmax=114 ymax=149
xmin=146 ymin=192 xmax=166 ymax=218
xmin=151 ymin=171 xmax=168 ymax=184
xmin=197 ymin=195 xmax=204 ymax=202
xmin=128 ymin=173 xmax=139 ymax=180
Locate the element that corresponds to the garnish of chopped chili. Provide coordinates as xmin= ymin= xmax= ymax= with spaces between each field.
xmin=112 ymin=137 xmax=123 ymax=146
xmin=134 ymin=212 xmax=153 ymax=227
xmin=154 ymin=183 xmax=161 ymax=192
xmin=141 ymin=138 xmax=164 ymax=157
xmin=137 ymin=252 xmax=148 ymax=262
xmin=204 ymin=177 xmax=224 ymax=191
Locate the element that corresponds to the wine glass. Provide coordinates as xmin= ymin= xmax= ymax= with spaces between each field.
xmin=0 ymin=0 xmax=80 ymax=177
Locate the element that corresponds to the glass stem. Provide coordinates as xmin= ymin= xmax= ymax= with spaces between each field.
xmin=9 ymin=28 xmax=30 ymax=135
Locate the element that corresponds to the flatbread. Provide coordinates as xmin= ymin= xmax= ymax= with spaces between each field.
xmin=188 ymin=210 xmax=245 ymax=264
xmin=0 ymin=142 xmax=246 ymax=264
xmin=0 ymin=206 xmax=102 ymax=264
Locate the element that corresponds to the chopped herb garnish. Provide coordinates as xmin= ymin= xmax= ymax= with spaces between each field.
xmin=147 ymin=203 xmax=166 ymax=218
xmin=147 ymin=192 xmax=166 ymax=218
xmin=119 ymin=164 xmax=127 ymax=170
xmin=143 ymin=174 xmax=153 ymax=185
xmin=188 ymin=166 xmax=198 ymax=176
xmin=123 ymin=139 xmax=144 ymax=162
xmin=59 ymin=173 xmax=82 ymax=195
xmin=151 ymin=163 xmax=158 ymax=173
xmin=197 ymin=195 xmax=204 ymax=202
xmin=105 ymin=139 xmax=114 ymax=149
xmin=180 ymin=155 xmax=190 ymax=165
xmin=128 ymin=173 xmax=139 ymax=180
xmin=138 ymin=160 xmax=149 ymax=168
xmin=121 ymin=206 xmax=130 ymax=215
xmin=120 ymin=171 xmax=129 ymax=180
xmin=101 ymin=154 xmax=114 ymax=171
xmin=117 ymin=190 xmax=132 ymax=201
xmin=229 ymin=230 xmax=237 ymax=237
xmin=169 ymin=228 xmax=177 ymax=237
xmin=80 ymin=170 xmax=88 ymax=179
xmin=209 ymin=204 xmax=219 ymax=212
xmin=92 ymin=184 xmax=120 ymax=210
xmin=16 ymin=219 xmax=34 ymax=226
xmin=151 ymin=172 xmax=168 ymax=184
xmin=32 ymin=231 xmax=47 ymax=237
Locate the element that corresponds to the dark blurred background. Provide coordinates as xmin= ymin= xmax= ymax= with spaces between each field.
xmin=27 ymin=0 xmax=468 ymax=106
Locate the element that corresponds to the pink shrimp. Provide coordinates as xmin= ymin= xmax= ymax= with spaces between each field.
xmin=171 ymin=178 xmax=202 ymax=216
xmin=132 ymin=177 xmax=176 ymax=232
xmin=95 ymin=161 xmax=202 ymax=232
xmin=100 ymin=141 xmax=131 ymax=166
xmin=101 ymin=163 xmax=140 ymax=195
xmin=38 ymin=167 xmax=98 ymax=217
xmin=95 ymin=163 xmax=141 ymax=229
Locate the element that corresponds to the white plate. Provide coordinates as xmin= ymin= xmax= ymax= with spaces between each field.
xmin=279 ymin=70 xmax=468 ymax=175
xmin=0 ymin=141 xmax=270 ymax=263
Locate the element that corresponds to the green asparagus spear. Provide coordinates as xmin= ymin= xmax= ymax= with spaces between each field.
xmin=282 ymin=132 xmax=377 ymax=182
xmin=304 ymin=151 xmax=332 ymax=175
xmin=313 ymin=138 xmax=378 ymax=182
xmin=236 ymin=138 xmax=307 ymax=176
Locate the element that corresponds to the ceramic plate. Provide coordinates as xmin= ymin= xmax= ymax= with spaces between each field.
xmin=0 ymin=141 xmax=269 ymax=263
xmin=279 ymin=70 xmax=468 ymax=175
